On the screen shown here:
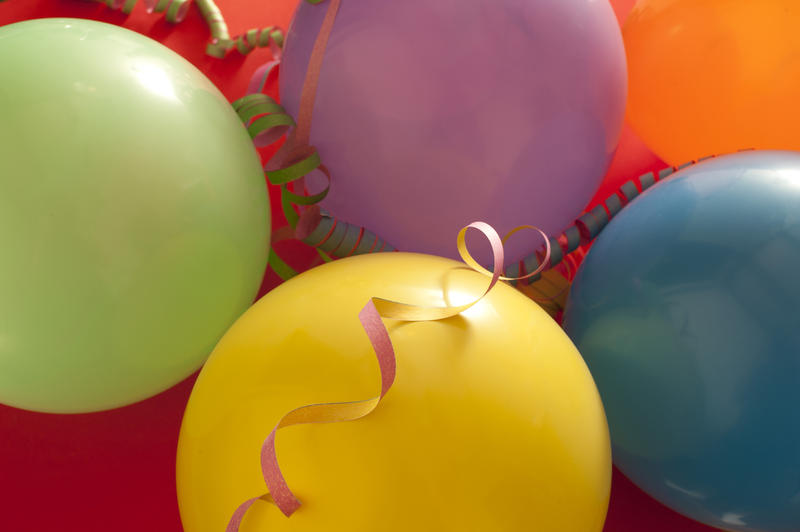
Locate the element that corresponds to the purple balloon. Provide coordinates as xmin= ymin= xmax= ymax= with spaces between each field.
xmin=281 ymin=0 xmax=626 ymax=261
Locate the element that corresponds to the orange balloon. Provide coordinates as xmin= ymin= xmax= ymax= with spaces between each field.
xmin=624 ymin=0 xmax=800 ymax=164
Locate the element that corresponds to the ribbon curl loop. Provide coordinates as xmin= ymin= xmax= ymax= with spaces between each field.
xmin=226 ymin=220 xmax=550 ymax=530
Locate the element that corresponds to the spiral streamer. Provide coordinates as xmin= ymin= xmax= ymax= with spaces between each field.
xmin=226 ymin=222 xmax=550 ymax=528
xmin=91 ymin=0 xmax=190 ymax=22
xmin=232 ymin=0 xmax=391 ymax=282
xmin=235 ymin=0 xmax=747 ymax=312
xmin=301 ymin=209 xmax=397 ymax=257
xmin=87 ymin=0 xmax=297 ymax=58
xmin=195 ymin=0 xmax=286 ymax=58
xmin=504 ymin=154 xmax=727 ymax=288
xmin=197 ymin=0 xmax=322 ymax=59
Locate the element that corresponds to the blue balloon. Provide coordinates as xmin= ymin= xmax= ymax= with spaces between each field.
xmin=564 ymin=151 xmax=800 ymax=532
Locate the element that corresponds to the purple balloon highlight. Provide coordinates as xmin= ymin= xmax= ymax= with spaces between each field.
xmin=281 ymin=0 xmax=626 ymax=262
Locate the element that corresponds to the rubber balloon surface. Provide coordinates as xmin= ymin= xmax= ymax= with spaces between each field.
xmin=280 ymin=0 xmax=626 ymax=261
xmin=178 ymin=252 xmax=611 ymax=532
xmin=625 ymin=0 xmax=800 ymax=164
xmin=564 ymin=151 xmax=800 ymax=531
xmin=0 ymin=18 xmax=269 ymax=413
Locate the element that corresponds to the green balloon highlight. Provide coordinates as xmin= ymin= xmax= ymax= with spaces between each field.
xmin=0 ymin=19 xmax=269 ymax=413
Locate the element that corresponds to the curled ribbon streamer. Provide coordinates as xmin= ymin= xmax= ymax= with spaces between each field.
xmin=259 ymin=0 xmax=341 ymax=228
xmin=145 ymin=0 xmax=190 ymax=21
xmin=518 ymin=270 xmax=572 ymax=320
xmin=231 ymin=92 xmax=331 ymax=255
xmin=504 ymin=150 xmax=753 ymax=318
xmin=88 ymin=0 xmax=291 ymax=57
xmin=226 ymin=222 xmax=551 ymax=529
xmin=290 ymin=0 xmax=340 ymax=146
xmin=300 ymin=209 xmax=397 ymax=258
xmin=226 ymin=150 xmax=739 ymax=523
xmin=268 ymin=226 xmax=329 ymax=282
xmin=233 ymin=93 xmax=295 ymax=147
xmin=506 ymin=151 xmax=754 ymax=289
xmin=235 ymin=0 xmax=743 ymax=298
xmin=91 ymin=0 xmax=190 ymax=23
xmin=232 ymin=0 xmax=366 ymax=281
xmin=230 ymin=0 xmax=408 ymax=280
xmin=235 ymin=0 xmax=572 ymax=287
xmin=195 ymin=0 xmax=286 ymax=59
xmin=246 ymin=57 xmax=281 ymax=95
xmin=235 ymin=0 xmax=405 ymax=281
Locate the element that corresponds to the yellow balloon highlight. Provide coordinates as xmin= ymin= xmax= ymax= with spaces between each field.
xmin=624 ymin=0 xmax=800 ymax=164
xmin=177 ymin=252 xmax=610 ymax=532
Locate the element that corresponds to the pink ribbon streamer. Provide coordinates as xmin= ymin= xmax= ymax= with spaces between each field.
xmin=226 ymin=222 xmax=550 ymax=529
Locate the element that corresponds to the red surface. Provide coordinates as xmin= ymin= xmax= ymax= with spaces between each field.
xmin=0 ymin=1 xmax=717 ymax=531
xmin=610 ymin=0 xmax=638 ymax=25
xmin=590 ymin=0 xmax=667 ymax=212
xmin=586 ymin=123 xmax=667 ymax=211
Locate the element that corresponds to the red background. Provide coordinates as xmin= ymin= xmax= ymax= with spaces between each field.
xmin=0 ymin=1 xmax=717 ymax=531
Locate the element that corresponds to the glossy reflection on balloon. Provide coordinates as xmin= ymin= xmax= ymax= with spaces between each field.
xmin=564 ymin=151 xmax=800 ymax=531
xmin=0 ymin=19 xmax=269 ymax=413
xmin=178 ymin=252 xmax=611 ymax=532
xmin=280 ymin=0 xmax=626 ymax=262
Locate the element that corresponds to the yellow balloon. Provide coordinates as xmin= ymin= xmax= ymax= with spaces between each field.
xmin=625 ymin=0 xmax=800 ymax=164
xmin=177 ymin=253 xmax=610 ymax=532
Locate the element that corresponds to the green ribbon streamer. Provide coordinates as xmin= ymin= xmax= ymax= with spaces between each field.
xmin=92 ymin=0 xmax=189 ymax=22
xmin=232 ymin=93 xmax=330 ymax=235
xmin=195 ymin=0 xmax=287 ymax=58
xmin=87 ymin=0 xmax=293 ymax=58
xmin=267 ymin=248 xmax=298 ymax=282
xmin=265 ymin=152 xmax=322 ymax=186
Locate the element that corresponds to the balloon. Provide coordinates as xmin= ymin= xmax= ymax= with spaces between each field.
xmin=625 ymin=0 xmax=800 ymax=165
xmin=177 ymin=252 xmax=611 ymax=532
xmin=0 ymin=2 xmax=293 ymax=531
xmin=564 ymin=151 xmax=800 ymax=531
xmin=0 ymin=18 xmax=269 ymax=413
xmin=280 ymin=0 xmax=626 ymax=261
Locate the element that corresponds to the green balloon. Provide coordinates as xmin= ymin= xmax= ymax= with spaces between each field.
xmin=0 ymin=19 xmax=269 ymax=413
